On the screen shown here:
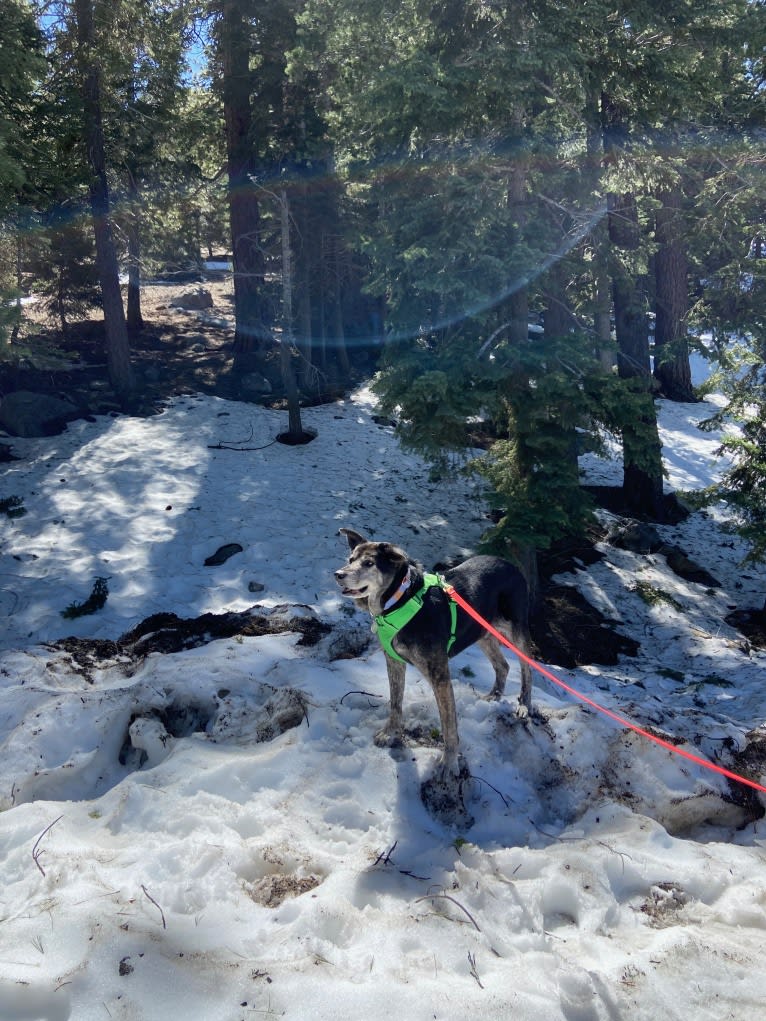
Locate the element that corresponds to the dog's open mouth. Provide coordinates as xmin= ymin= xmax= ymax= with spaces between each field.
xmin=340 ymin=585 xmax=367 ymax=597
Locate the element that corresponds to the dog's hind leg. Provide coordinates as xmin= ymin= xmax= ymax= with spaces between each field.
xmin=374 ymin=654 xmax=406 ymax=748
xmin=516 ymin=647 xmax=533 ymax=716
xmin=478 ymin=633 xmax=509 ymax=700
xmin=483 ymin=621 xmax=534 ymax=717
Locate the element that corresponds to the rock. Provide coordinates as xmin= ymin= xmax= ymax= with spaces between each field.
xmin=663 ymin=546 xmax=720 ymax=587
xmin=239 ymin=372 xmax=272 ymax=398
xmin=0 ymin=390 xmax=79 ymax=437
xmin=607 ymin=520 xmax=664 ymax=554
xmin=204 ymin=543 xmax=244 ymax=567
xmin=170 ymin=287 xmax=214 ymax=311
xmin=327 ymin=624 xmax=373 ymax=661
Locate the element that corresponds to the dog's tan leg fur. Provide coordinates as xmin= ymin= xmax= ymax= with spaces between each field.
xmin=478 ymin=633 xmax=509 ymax=700
xmin=479 ymin=625 xmax=533 ymax=718
xmin=429 ymin=665 xmax=460 ymax=774
xmin=401 ymin=650 xmax=460 ymax=774
xmin=374 ymin=654 xmax=406 ymax=747
xmin=516 ymin=650 xmax=533 ymax=716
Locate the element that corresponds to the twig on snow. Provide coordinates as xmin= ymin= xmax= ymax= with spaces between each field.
xmin=373 ymin=841 xmax=398 ymax=866
xmin=468 ymin=772 xmax=511 ymax=808
xmin=32 ymin=815 xmax=63 ymax=877
xmin=340 ymin=689 xmax=384 ymax=706
xmin=415 ymin=892 xmax=481 ymax=932
xmin=372 ymin=842 xmax=430 ymax=881
xmin=468 ymin=951 xmax=485 ymax=989
xmin=141 ymin=884 xmax=167 ymax=929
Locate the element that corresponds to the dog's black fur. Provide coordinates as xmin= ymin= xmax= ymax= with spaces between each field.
xmin=335 ymin=529 xmax=533 ymax=775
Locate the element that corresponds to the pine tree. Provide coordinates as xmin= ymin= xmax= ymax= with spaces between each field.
xmin=0 ymin=0 xmax=45 ymax=344
xmin=72 ymin=0 xmax=135 ymax=400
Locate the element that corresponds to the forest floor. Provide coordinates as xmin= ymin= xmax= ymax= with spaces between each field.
xmin=3 ymin=276 xmax=239 ymax=416
xmin=3 ymin=275 xmax=764 ymax=660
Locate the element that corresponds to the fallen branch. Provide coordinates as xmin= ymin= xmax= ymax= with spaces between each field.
xmin=32 ymin=815 xmax=63 ymax=877
xmin=207 ymin=440 xmax=277 ymax=452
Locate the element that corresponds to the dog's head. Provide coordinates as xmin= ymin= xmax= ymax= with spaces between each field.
xmin=334 ymin=528 xmax=409 ymax=609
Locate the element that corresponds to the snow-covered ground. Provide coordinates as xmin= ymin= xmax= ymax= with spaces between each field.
xmin=1 ymin=366 xmax=765 ymax=1021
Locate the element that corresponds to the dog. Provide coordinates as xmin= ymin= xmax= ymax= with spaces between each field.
xmin=335 ymin=528 xmax=533 ymax=775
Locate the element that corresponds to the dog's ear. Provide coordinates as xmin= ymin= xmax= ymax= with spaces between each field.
xmin=339 ymin=527 xmax=367 ymax=550
xmin=378 ymin=543 xmax=409 ymax=567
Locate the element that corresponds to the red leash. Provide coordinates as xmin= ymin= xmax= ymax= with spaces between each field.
xmin=444 ymin=584 xmax=766 ymax=797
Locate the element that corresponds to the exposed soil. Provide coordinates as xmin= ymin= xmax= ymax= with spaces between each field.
xmin=531 ymin=583 xmax=640 ymax=668
xmin=725 ymin=606 xmax=766 ymax=650
xmin=2 ymin=278 xmax=239 ymax=418
xmin=49 ymin=606 xmax=331 ymax=682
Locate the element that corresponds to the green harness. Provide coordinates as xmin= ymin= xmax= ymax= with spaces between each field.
xmin=373 ymin=572 xmax=458 ymax=664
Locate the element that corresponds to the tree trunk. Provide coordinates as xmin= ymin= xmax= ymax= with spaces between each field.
xmin=279 ymin=189 xmax=304 ymax=439
xmin=295 ymin=182 xmax=315 ymax=389
xmin=602 ymin=93 xmax=664 ymax=519
xmin=125 ymin=170 xmax=143 ymax=331
xmin=584 ymin=86 xmax=614 ymax=370
xmin=653 ymin=188 xmax=695 ymax=401
xmin=10 ymin=229 xmax=22 ymax=344
xmin=331 ymin=236 xmax=352 ymax=380
xmin=542 ymin=259 xmax=570 ymax=340
xmin=221 ymin=0 xmax=270 ymax=377
xmin=74 ymin=0 xmax=134 ymax=402
xmin=506 ymin=150 xmax=529 ymax=345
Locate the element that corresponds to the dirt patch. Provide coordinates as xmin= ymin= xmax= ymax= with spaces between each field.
xmin=725 ymin=606 xmax=766 ymax=650
xmin=531 ymin=584 xmax=640 ymax=668
xmin=2 ymin=279 xmax=238 ymax=419
xmin=639 ymin=883 xmax=689 ymax=928
xmin=246 ymin=874 xmax=321 ymax=908
xmin=48 ymin=605 xmax=331 ymax=681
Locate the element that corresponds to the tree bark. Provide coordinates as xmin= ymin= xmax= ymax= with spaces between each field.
xmin=74 ymin=0 xmax=134 ymax=401
xmin=125 ymin=169 xmax=144 ymax=331
xmin=279 ymin=189 xmax=304 ymax=438
xmin=295 ymin=182 xmax=315 ymax=389
xmin=542 ymin=259 xmax=570 ymax=340
xmin=653 ymin=188 xmax=695 ymax=401
xmin=506 ymin=149 xmax=529 ymax=346
xmin=602 ymin=92 xmax=664 ymax=519
xmin=331 ymin=235 xmax=352 ymax=380
xmin=221 ymin=0 xmax=271 ymax=377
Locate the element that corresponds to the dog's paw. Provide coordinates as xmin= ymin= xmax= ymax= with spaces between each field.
xmin=482 ymin=688 xmax=504 ymax=702
xmin=515 ymin=701 xmax=531 ymax=720
xmin=421 ymin=756 xmax=474 ymax=829
xmin=374 ymin=725 xmax=405 ymax=749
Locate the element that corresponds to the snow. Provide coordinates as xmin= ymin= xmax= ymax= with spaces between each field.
xmin=1 ymin=380 xmax=766 ymax=1021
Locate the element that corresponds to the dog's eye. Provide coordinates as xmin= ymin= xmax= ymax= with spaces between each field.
xmin=361 ymin=559 xmax=374 ymax=567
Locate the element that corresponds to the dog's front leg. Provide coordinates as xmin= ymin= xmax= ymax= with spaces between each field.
xmin=428 ymin=662 xmax=460 ymax=776
xmin=374 ymin=654 xmax=406 ymax=748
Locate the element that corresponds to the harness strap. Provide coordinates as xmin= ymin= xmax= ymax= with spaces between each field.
xmin=373 ymin=573 xmax=457 ymax=664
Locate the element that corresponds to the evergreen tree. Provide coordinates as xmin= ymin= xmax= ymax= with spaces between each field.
xmin=72 ymin=0 xmax=134 ymax=400
xmin=0 ymin=0 xmax=45 ymax=345
xmin=208 ymin=0 xmax=274 ymax=382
